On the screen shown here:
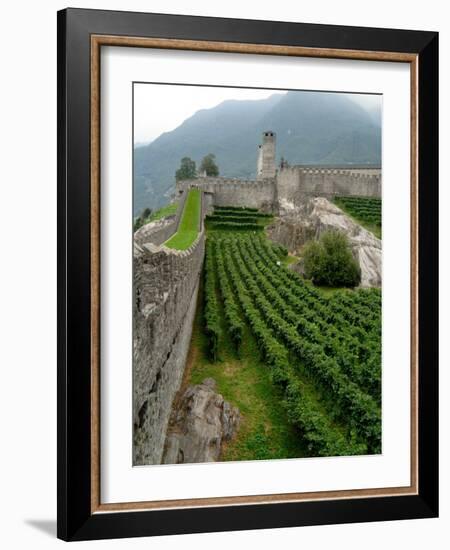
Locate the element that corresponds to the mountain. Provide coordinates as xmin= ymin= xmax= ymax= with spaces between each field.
xmin=134 ymin=91 xmax=381 ymax=215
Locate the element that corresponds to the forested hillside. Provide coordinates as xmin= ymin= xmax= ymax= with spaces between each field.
xmin=134 ymin=91 xmax=381 ymax=214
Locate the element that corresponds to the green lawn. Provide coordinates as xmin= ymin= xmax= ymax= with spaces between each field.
xmin=134 ymin=202 xmax=178 ymax=232
xmin=164 ymin=189 xmax=201 ymax=250
xmin=283 ymin=254 xmax=299 ymax=267
xmin=148 ymin=202 xmax=178 ymax=222
xmin=315 ymin=285 xmax=345 ymax=297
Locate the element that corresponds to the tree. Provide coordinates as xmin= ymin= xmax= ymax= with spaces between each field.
xmin=133 ymin=217 xmax=144 ymax=232
xmin=141 ymin=207 xmax=152 ymax=220
xmin=302 ymin=230 xmax=361 ymax=288
xmin=200 ymin=153 xmax=219 ymax=176
xmin=175 ymin=157 xmax=196 ymax=181
xmin=133 ymin=207 xmax=152 ymax=232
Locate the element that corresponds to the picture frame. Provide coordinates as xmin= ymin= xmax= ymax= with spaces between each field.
xmin=57 ymin=7 xmax=438 ymax=541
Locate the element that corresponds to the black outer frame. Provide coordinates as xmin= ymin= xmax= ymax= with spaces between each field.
xmin=57 ymin=8 xmax=439 ymax=542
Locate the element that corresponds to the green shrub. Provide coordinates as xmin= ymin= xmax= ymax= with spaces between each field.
xmin=302 ymin=231 xmax=361 ymax=288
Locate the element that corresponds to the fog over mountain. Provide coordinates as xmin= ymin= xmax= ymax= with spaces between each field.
xmin=134 ymin=90 xmax=381 ymax=215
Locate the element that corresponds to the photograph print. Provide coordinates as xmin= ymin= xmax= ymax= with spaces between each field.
xmin=133 ymin=83 xmax=382 ymax=467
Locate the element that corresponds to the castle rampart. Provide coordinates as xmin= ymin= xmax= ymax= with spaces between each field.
xmin=133 ymin=198 xmax=205 ymax=465
xmin=133 ymin=131 xmax=382 ymax=464
xmin=277 ymin=165 xmax=381 ymax=207
xmin=175 ymin=132 xmax=381 ymax=214
xmin=176 ymin=176 xmax=277 ymax=213
xmin=134 ymin=188 xmax=191 ymax=247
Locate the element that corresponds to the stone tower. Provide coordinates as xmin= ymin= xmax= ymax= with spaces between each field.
xmin=257 ymin=131 xmax=276 ymax=180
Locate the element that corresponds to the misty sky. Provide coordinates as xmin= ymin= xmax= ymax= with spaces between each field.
xmin=133 ymin=83 xmax=381 ymax=145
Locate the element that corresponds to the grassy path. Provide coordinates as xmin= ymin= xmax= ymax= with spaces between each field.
xmin=165 ymin=189 xmax=201 ymax=250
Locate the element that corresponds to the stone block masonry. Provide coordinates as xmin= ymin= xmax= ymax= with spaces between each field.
xmin=133 ymin=227 xmax=205 ymax=465
xmin=133 ymin=131 xmax=382 ymax=464
xmin=134 ymin=188 xmax=190 ymax=247
xmin=257 ymin=131 xmax=277 ymax=180
xmin=277 ymin=166 xmax=381 ymax=208
xmin=175 ymin=132 xmax=380 ymax=214
xmin=134 ymin=217 xmax=176 ymax=247
xmin=176 ymin=176 xmax=277 ymax=214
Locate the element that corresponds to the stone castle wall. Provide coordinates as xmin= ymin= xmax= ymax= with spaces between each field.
xmin=176 ymin=167 xmax=380 ymax=214
xmin=133 ymin=213 xmax=205 ymax=465
xmin=134 ymin=189 xmax=190 ymax=247
xmin=176 ymin=176 xmax=276 ymax=213
xmin=134 ymin=218 xmax=176 ymax=247
xmin=277 ymin=166 xmax=381 ymax=208
xmin=133 ymin=130 xmax=382 ymax=465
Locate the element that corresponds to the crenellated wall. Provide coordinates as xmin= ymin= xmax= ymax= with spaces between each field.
xmin=133 ymin=130 xmax=382 ymax=465
xmin=175 ymin=166 xmax=380 ymax=214
xmin=134 ymin=217 xmax=176 ymax=247
xmin=134 ymin=190 xmax=190 ymax=247
xmin=133 ymin=220 xmax=205 ymax=465
xmin=277 ymin=166 xmax=381 ymax=207
xmin=176 ymin=176 xmax=276 ymax=213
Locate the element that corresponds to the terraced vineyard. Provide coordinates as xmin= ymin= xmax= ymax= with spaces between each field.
xmin=205 ymin=206 xmax=271 ymax=232
xmin=191 ymin=206 xmax=381 ymax=459
xmin=334 ymin=196 xmax=382 ymax=238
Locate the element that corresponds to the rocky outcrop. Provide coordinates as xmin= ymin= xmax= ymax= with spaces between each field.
xmin=267 ymin=216 xmax=315 ymax=254
xmin=269 ymin=197 xmax=381 ymax=287
xmin=134 ymin=216 xmax=176 ymax=247
xmin=162 ymin=378 xmax=240 ymax=464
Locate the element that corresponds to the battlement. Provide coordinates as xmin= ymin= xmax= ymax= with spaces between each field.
xmin=277 ymin=164 xmax=381 ymax=203
xmin=133 ymin=129 xmax=383 ymax=466
xmin=174 ymin=131 xmax=381 ymax=213
xmin=133 ymin=215 xmax=205 ymax=465
xmin=176 ymin=175 xmax=276 ymax=213
xmin=177 ymin=176 xmax=260 ymax=190
xmin=281 ymin=165 xmax=380 ymax=177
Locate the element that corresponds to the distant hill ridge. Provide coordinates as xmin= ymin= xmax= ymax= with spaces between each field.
xmin=134 ymin=90 xmax=381 ymax=215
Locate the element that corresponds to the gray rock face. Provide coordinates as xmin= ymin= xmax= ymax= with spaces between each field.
xmin=269 ymin=197 xmax=382 ymax=288
xmin=162 ymin=378 xmax=240 ymax=464
xmin=267 ymin=216 xmax=315 ymax=255
xmin=134 ymin=217 xmax=176 ymax=247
